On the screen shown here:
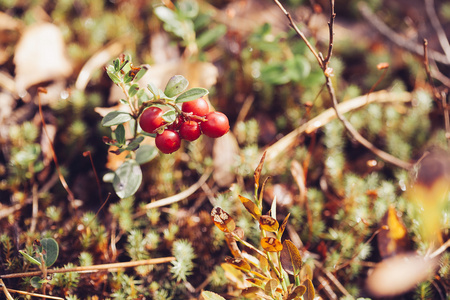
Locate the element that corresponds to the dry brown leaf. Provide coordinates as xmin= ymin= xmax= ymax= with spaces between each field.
xmin=377 ymin=205 xmax=410 ymax=258
xmin=366 ymin=253 xmax=438 ymax=297
xmin=14 ymin=23 xmax=72 ymax=96
xmin=213 ymin=132 xmax=239 ymax=187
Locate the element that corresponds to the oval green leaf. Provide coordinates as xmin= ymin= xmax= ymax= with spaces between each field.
xmin=39 ymin=238 xmax=59 ymax=267
xmin=128 ymin=84 xmax=139 ymax=97
xmin=19 ymin=250 xmax=41 ymax=266
xmin=135 ymin=144 xmax=158 ymax=165
xmin=102 ymin=111 xmax=132 ymax=127
xmin=164 ymin=75 xmax=189 ymax=97
xmin=30 ymin=276 xmax=43 ymax=289
xmin=115 ymin=124 xmax=126 ymax=146
xmin=176 ymin=87 xmax=209 ymax=103
xmin=162 ymin=110 xmax=178 ymax=123
xmin=113 ymin=159 xmax=142 ymax=198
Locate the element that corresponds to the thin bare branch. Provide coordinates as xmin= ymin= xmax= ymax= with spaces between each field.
xmin=424 ymin=0 xmax=450 ymax=62
xmin=323 ymin=0 xmax=336 ymax=66
xmin=0 ymin=257 xmax=175 ymax=279
xmin=358 ymin=2 xmax=450 ymax=65
xmin=325 ymin=75 xmax=412 ymax=169
xmin=272 ymin=0 xmax=324 ymax=69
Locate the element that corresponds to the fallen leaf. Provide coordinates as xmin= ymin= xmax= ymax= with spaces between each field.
xmin=14 ymin=23 xmax=72 ymax=96
xmin=377 ymin=205 xmax=410 ymax=258
xmin=366 ymin=253 xmax=438 ymax=297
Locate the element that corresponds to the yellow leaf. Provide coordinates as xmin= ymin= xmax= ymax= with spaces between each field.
xmin=239 ymin=195 xmax=261 ymax=220
xmin=261 ymin=237 xmax=283 ymax=252
xmin=211 ymin=207 xmax=236 ymax=233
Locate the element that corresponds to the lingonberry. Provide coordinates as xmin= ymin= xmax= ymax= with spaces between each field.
xmin=182 ymin=97 xmax=209 ymax=117
xmin=139 ymin=107 xmax=165 ymax=133
xmin=201 ymin=111 xmax=229 ymax=138
xmin=179 ymin=120 xmax=202 ymax=141
xmin=155 ymin=130 xmax=181 ymax=154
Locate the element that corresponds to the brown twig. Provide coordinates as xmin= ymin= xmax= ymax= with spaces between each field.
xmin=424 ymin=0 xmax=450 ymax=62
xmin=323 ymin=0 xmax=336 ymax=66
xmin=83 ymin=151 xmax=102 ymax=203
xmin=0 ymin=257 xmax=175 ymax=279
xmin=358 ymin=2 xmax=450 ymax=65
xmin=38 ymin=88 xmax=76 ymax=208
xmin=272 ymin=0 xmax=324 ymax=69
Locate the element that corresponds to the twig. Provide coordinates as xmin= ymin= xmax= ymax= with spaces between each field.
xmin=85 ymin=193 xmax=112 ymax=229
xmin=37 ymin=88 xmax=76 ymax=209
xmin=137 ymin=169 xmax=212 ymax=214
xmin=428 ymin=238 xmax=450 ymax=259
xmin=424 ymin=0 xmax=450 ymax=62
xmin=314 ymin=261 xmax=352 ymax=297
xmin=323 ymin=0 xmax=336 ymax=66
xmin=83 ymin=151 xmax=102 ymax=203
xmin=264 ymin=90 xmax=413 ymax=166
xmin=30 ymin=183 xmax=38 ymax=233
xmin=2 ymin=287 xmax=64 ymax=300
xmin=0 ymin=257 xmax=175 ymax=279
xmin=358 ymin=2 xmax=450 ymax=65
xmin=423 ymin=39 xmax=440 ymax=100
xmin=325 ymin=73 xmax=413 ymax=169
xmin=0 ymin=279 xmax=14 ymax=300
xmin=272 ymin=0 xmax=324 ymax=69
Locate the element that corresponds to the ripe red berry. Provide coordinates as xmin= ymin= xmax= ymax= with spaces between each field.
xmin=181 ymin=97 xmax=209 ymax=117
xmin=139 ymin=107 xmax=165 ymax=133
xmin=201 ymin=111 xmax=229 ymax=138
xmin=155 ymin=130 xmax=181 ymax=154
xmin=179 ymin=121 xmax=202 ymax=141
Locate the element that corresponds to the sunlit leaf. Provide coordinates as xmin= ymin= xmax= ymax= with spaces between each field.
xmin=135 ymin=144 xmax=158 ymax=165
xmin=128 ymin=83 xmax=139 ymax=97
xmin=280 ymin=240 xmax=302 ymax=276
xmin=378 ymin=205 xmax=409 ymax=258
xmin=270 ymin=196 xmax=277 ymax=219
xmin=113 ymin=159 xmax=142 ymax=198
xmin=254 ymin=151 xmax=267 ymax=190
xmin=241 ymin=287 xmax=266 ymax=299
xmin=19 ymin=250 xmax=41 ymax=266
xmin=300 ymin=264 xmax=313 ymax=282
xmin=286 ymin=285 xmax=306 ymax=300
xmin=261 ymin=237 xmax=283 ymax=252
xmin=264 ymin=278 xmax=278 ymax=297
xmin=303 ymin=279 xmax=315 ymax=300
xmin=278 ymin=213 xmax=290 ymax=239
xmin=162 ymin=109 xmax=178 ymax=123
xmin=225 ymin=256 xmax=251 ymax=273
xmin=259 ymin=215 xmax=279 ymax=232
xmin=164 ymin=75 xmax=189 ymax=97
xmin=246 ymin=278 xmax=265 ymax=287
xmin=238 ymin=195 xmax=261 ymax=220
xmin=176 ymin=87 xmax=209 ymax=103
xmin=221 ymin=263 xmax=246 ymax=289
xmin=102 ymin=111 xmax=132 ymax=127
xmin=211 ymin=207 xmax=236 ymax=233
xmin=201 ymin=291 xmax=226 ymax=300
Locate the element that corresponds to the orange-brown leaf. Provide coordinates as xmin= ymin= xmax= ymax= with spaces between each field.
xmin=254 ymin=151 xmax=267 ymax=190
xmin=261 ymin=237 xmax=283 ymax=252
xmin=225 ymin=256 xmax=251 ymax=273
xmin=378 ymin=205 xmax=409 ymax=258
xmin=280 ymin=240 xmax=302 ymax=275
xmin=287 ymin=285 xmax=306 ymax=300
xmin=239 ymin=195 xmax=261 ymax=220
xmin=211 ymin=207 xmax=236 ymax=233
xmin=303 ymin=279 xmax=315 ymax=300
xmin=259 ymin=215 xmax=279 ymax=232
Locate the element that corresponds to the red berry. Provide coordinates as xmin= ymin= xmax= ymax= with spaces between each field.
xmin=139 ymin=107 xmax=165 ymax=133
xmin=179 ymin=121 xmax=202 ymax=141
xmin=155 ymin=130 xmax=181 ymax=154
xmin=182 ymin=97 xmax=209 ymax=116
xmin=201 ymin=111 xmax=229 ymax=138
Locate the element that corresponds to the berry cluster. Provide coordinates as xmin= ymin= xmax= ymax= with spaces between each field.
xmin=139 ymin=97 xmax=229 ymax=154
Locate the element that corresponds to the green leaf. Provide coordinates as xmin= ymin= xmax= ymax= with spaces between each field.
xmin=135 ymin=144 xmax=158 ymax=165
xmin=147 ymin=82 xmax=159 ymax=98
xmin=196 ymin=24 xmax=227 ymax=49
xmin=19 ymin=250 xmax=41 ymax=266
xmin=164 ymin=75 xmax=189 ymax=97
xmin=125 ymin=136 xmax=145 ymax=151
xmin=39 ymin=238 xmax=59 ymax=267
xmin=162 ymin=110 xmax=177 ymax=123
xmin=107 ymin=72 xmax=121 ymax=84
xmin=176 ymin=87 xmax=209 ymax=103
xmin=113 ymin=58 xmax=120 ymax=72
xmin=30 ymin=276 xmax=43 ymax=289
xmin=134 ymin=66 xmax=148 ymax=82
xmin=128 ymin=84 xmax=139 ymax=97
xmin=102 ymin=111 xmax=132 ymax=127
xmin=287 ymin=56 xmax=311 ymax=82
xmin=154 ymin=6 xmax=186 ymax=38
xmin=115 ymin=124 xmax=126 ymax=146
xmin=201 ymin=291 xmax=226 ymax=300
xmin=113 ymin=159 xmax=142 ymax=198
